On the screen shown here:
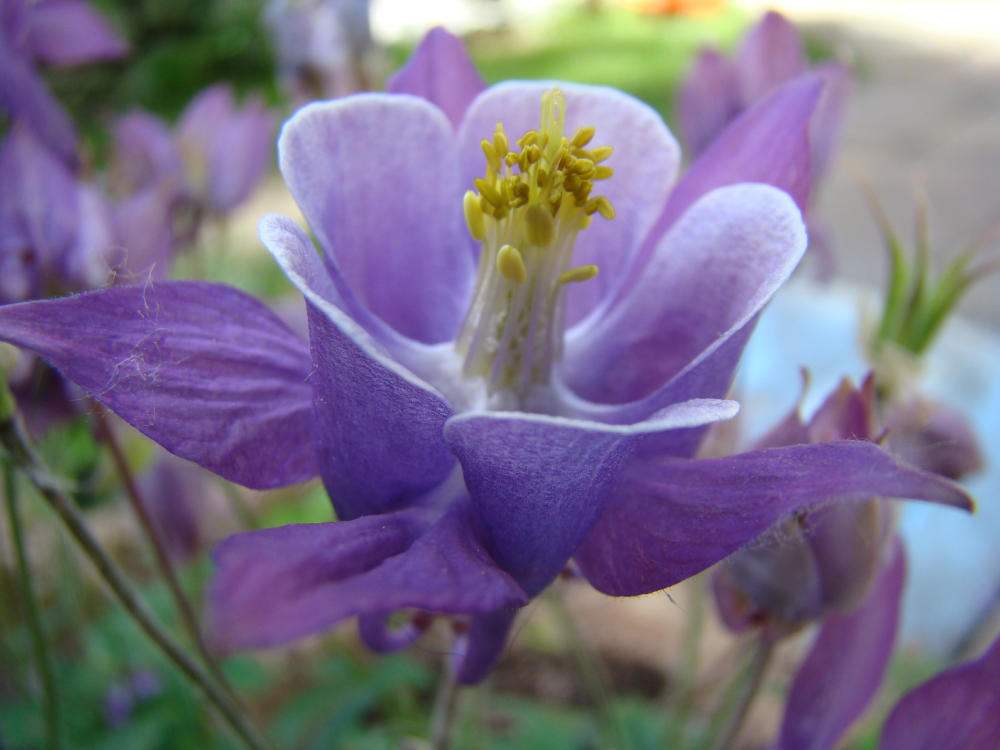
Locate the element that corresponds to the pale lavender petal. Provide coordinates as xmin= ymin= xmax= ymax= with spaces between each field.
xmin=387 ymin=26 xmax=485 ymax=129
xmin=879 ymin=631 xmax=1000 ymax=750
xmin=458 ymin=82 xmax=681 ymax=326
xmin=677 ymin=47 xmax=741 ymax=156
xmin=278 ymin=94 xmax=472 ymax=343
xmin=258 ymin=212 xmax=424 ymax=363
xmin=736 ymin=11 xmax=807 ymax=104
xmin=0 ymin=282 xmax=316 ymax=488
xmin=139 ymin=454 xmax=203 ymax=561
xmin=260 ymin=214 xmax=457 ymax=520
xmin=444 ymin=407 xmax=732 ymax=596
xmin=209 ymin=501 xmax=526 ymax=652
xmin=575 ymin=441 xmax=972 ymax=596
xmin=563 ymin=183 xmax=805 ymax=405
xmin=0 ymin=36 xmax=77 ymax=164
xmin=26 ymin=0 xmax=128 ymax=65
xmin=777 ymin=538 xmax=906 ymax=750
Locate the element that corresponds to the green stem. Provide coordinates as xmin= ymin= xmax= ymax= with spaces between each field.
xmin=90 ymin=402 xmax=241 ymax=706
xmin=4 ymin=462 xmax=62 ymax=750
xmin=550 ymin=589 xmax=631 ymax=750
xmin=709 ymin=633 xmax=775 ymax=750
xmin=429 ymin=664 xmax=461 ymax=750
xmin=0 ymin=405 xmax=274 ymax=750
xmin=666 ymin=583 xmax=706 ymax=748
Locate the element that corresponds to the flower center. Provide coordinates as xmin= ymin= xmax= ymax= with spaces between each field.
xmin=455 ymin=88 xmax=615 ymax=400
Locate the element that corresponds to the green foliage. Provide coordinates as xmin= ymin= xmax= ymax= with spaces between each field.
xmin=871 ymin=191 xmax=998 ymax=358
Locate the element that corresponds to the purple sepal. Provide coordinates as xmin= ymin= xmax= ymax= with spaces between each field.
xmin=445 ymin=404 xmax=736 ymax=597
xmin=209 ymin=501 xmax=527 ymax=652
xmin=387 ymin=26 xmax=486 ymax=129
xmin=306 ymin=301 xmax=456 ymax=520
xmin=0 ymin=282 xmax=317 ymax=488
xmin=878 ymin=631 xmax=1000 ymax=750
xmin=777 ymin=537 xmax=906 ymax=750
xmin=575 ymin=441 xmax=972 ymax=597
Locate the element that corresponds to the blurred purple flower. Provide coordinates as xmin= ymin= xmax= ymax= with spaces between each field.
xmin=0 ymin=125 xmax=113 ymax=303
xmin=678 ymin=11 xmax=846 ymax=182
xmin=0 ymin=29 xmax=971 ymax=684
xmin=678 ymin=12 xmax=847 ymax=276
xmin=0 ymin=0 xmax=127 ymax=164
xmin=138 ymin=455 xmax=204 ymax=562
xmin=111 ymin=84 xmax=275 ymax=219
xmin=713 ymin=377 xmax=899 ymax=633
xmin=884 ymin=396 xmax=983 ymax=481
xmin=776 ymin=582 xmax=1000 ymax=750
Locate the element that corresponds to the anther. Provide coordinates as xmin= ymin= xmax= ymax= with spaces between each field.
xmin=463 ymin=190 xmax=486 ymax=240
xmin=524 ymin=204 xmax=555 ymax=247
xmin=571 ymin=126 xmax=596 ymax=148
xmin=497 ymin=244 xmax=528 ymax=284
xmin=558 ymin=265 xmax=599 ymax=285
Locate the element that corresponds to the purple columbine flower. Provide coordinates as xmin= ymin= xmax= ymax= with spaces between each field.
xmin=0 ymin=0 xmax=128 ymax=165
xmin=775 ymin=574 xmax=1000 ymax=750
xmin=0 ymin=29 xmax=971 ymax=684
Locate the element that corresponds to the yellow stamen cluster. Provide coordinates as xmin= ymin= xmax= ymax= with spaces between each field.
xmin=456 ymin=88 xmax=616 ymax=399
xmin=462 ymin=88 xmax=615 ymax=284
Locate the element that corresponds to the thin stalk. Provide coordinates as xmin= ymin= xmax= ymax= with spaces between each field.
xmin=549 ymin=590 xmax=631 ymax=750
xmin=89 ymin=402 xmax=239 ymax=704
xmin=4 ymin=462 xmax=62 ymax=750
xmin=709 ymin=633 xmax=775 ymax=750
xmin=665 ymin=582 xmax=706 ymax=748
xmin=429 ymin=664 xmax=461 ymax=750
xmin=0 ymin=407 xmax=274 ymax=750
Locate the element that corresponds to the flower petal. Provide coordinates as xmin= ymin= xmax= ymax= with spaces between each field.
xmin=0 ymin=282 xmax=316 ymax=488
xmin=878 ymin=631 xmax=1000 ymax=750
xmin=777 ymin=538 xmax=906 ymax=750
xmin=564 ymin=183 xmax=805 ymax=405
xmin=736 ymin=11 xmax=807 ymax=105
xmin=387 ymin=27 xmax=485 ymax=129
xmin=209 ymin=501 xmax=526 ymax=652
xmin=0 ymin=39 xmax=77 ymax=164
xmin=677 ymin=47 xmax=741 ymax=156
xmin=26 ymin=0 xmax=128 ymax=65
xmin=444 ymin=406 xmax=733 ymax=596
xmin=575 ymin=441 xmax=972 ymax=596
xmin=277 ymin=94 xmax=472 ymax=343
xmin=458 ymin=81 xmax=681 ymax=326
xmin=260 ymin=214 xmax=458 ymax=519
